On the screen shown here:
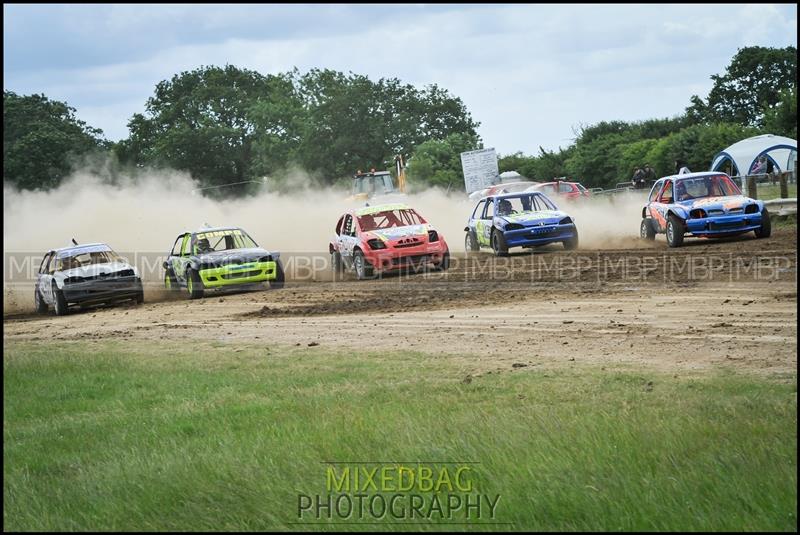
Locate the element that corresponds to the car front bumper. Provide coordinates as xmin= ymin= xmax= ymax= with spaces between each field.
xmin=62 ymin=276 xmax=142 ymax=304
xmin=685 ymin=213 xmax=763 ymax=236
xmin=199 ymin=261 xmax=279 ymax=288
xmin=503 ymin=224 xmax=576 ymax=247
xmin=364 ymin=241 xmax=448 ymax=271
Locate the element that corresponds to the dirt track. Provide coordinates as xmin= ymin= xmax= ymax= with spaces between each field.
xmin=4 ymin=229 xmax=797 ymax=376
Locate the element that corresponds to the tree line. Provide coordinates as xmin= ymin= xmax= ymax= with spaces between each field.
xmin=3 ymin=46 xmax=796 ymax=194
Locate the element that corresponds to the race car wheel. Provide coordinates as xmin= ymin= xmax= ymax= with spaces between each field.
xmin=754 ymin=207 xmax=771 ymax=239
xmin=34 ymin=288 xmax=48 ymax=314
xmin=353 ymin=249 xmax=374 ymax=280
xmin=187 ymin=269 xmax=204 ymax=299
xmin=135 ymin=281 xmax=145 ymax=304
xmin=465 ymin=232 xmax=479 ymax=253
xmin=563 ymin=229 xmax=579 ymax=250
xmin=435 ymin=249 xmax=451 ymax=271
xmin=666 ymin=215 xmax=685 ymax=248
xmin=271 ymin=260 xmax=286 ymax=289
xmin=164 ymin=269 xmax=178 ymax=290
xmin=331 ymin=251 xmax=345 ymax=281
xmin=52 ymin=281 xmax=68 ymax=316
xmin=491 ymin=230 xmax=508 ymax=257
xmin=640 ymin=218 xmax=656 ymax=241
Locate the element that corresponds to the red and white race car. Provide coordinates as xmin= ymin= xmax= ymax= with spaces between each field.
xmin=329 ymin=203 xmax=450 ymax=279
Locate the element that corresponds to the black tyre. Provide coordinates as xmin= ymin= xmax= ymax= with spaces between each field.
xmin=754 ymin=207 xmax=771 ymax=239
xmin=135 ymin=281 xmax=145 ymax=304
xmin=187 ymin=269 xmax=204 ymax=299
xmin=52 ymin=281 xmax=68 ymax=316
xmin=666 ymin=215 xmax=685 ymax=248
xmin=271 ymin=260 xmax=285 ymax=289
xmin=435 ymin=249 xmax=451 ymax=271
xmin=563 ymin=229 xmax=579 ymax=250
xmin=491 ymin=230 xmax=508 ymax=257
xmin=465 ymin=232 xmax=479 ymax=252
xmin=331 ymin=251 xmax=344 ymax=281
xmin=164 ymin=269 xmax=178 ymax=291
xmin=353 ymin=249 xmax=374 ymax=280
xmin=640 ymin=218 xmax=656 ymax=240
xmin=34 ymin=287 xmax=48 ymax=314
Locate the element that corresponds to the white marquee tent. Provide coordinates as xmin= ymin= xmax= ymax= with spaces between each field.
xmin=710 ymin=134 xmax=797 ymax=195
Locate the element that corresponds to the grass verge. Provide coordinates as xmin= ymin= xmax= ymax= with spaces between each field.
xmin=3 ymin=340 xmax=797 ymax=531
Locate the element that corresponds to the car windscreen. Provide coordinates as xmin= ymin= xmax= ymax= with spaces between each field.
xmin=675 ymin=175 xmax=741 ymax=201
xmin=56 ymin=250 xmax=121 ymax=271
xmin=496 ymin=194 xmax=556 ymax=215
xmin=194 ymin=229 xmax=258 ymax=254
xmin=358 ymin=209 xmax=426 ymax=231
xmin=354 ymin=175 xmax=394 ymax=195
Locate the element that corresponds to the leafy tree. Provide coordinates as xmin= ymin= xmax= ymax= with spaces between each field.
xmin=686 ymin=46 xmax=797 ymax=127
xmin=763 ymin=85 xmax=797 ymax=139
xmin=406 ymin=132 xmax=481 ymax=190
xmin=291 ymin=69 xmax=480 ymax=182
xmin=117 ymin=65 xmax=297 ymax=196
xmin=3 ymin=91 xmax=107 ymax=190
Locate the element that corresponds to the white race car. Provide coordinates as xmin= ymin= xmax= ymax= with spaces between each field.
xmin=34 ymin=242 xmax=144 ymax=316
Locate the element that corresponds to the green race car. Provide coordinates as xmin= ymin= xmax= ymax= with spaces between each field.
xmin=163 ymin=226 xmax=284 ymax=299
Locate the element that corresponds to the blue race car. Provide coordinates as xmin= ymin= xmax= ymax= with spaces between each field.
xmin=640 ymin=171 xmax=771 ymax=248
xmin=464 ymin=191 xmax=578 ymax=256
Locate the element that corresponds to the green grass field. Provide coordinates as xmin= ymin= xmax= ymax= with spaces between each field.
xmin=3 ymin=341 xmax=797 ymax=531
xmin=756 ymin=182 xmax=797 ymax=200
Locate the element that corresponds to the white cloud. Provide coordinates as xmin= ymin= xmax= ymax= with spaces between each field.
xmin=4 ymin=4 xmax=797 ymax=153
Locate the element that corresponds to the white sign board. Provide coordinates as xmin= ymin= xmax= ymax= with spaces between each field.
xmin=460 ymin=148 xmax=499 ymax=193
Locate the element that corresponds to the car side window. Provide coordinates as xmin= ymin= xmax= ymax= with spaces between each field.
xmin=483 ymin=199 xmax=494 ymax=219
xmin=343 ymin=215 xmax=355 ymax=236
xmin=472 ymin=200 xmax=486 ymax=219
xmin=660 ymin=180 xmax=674 ymax=203
xmin=170 ymin=235 xmax=185 ymax=256
xmin=648 ymin=181 xmax=663 ymax=202
xmin=558 ymin=182 xmax=572 ymax=193
xmin=335 ymin=216 xmax=344 ymax=235
xmin=180 ymin=234 xmax=192 ymax=256
xmin=38 ymin=252 xmax=51 ymax=274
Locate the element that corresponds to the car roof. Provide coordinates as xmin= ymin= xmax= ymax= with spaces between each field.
xmin=488 ymin=191 xmax=549 ymax=201
xmin=189 ymin=226 xmax=244 ymax=235
xmin=53 ymin=243 xmax=111 ymax=257
xmin=354 ymin=203 xmax=411 ymax=216
xmin=659 ymin=171 xmax=729 ymax=182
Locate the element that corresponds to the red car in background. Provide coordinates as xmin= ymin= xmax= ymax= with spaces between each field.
xmin=329 ymin=203 xmax=450 ymax=279
xmin=527 ymin=180 xmax=591 ymax=200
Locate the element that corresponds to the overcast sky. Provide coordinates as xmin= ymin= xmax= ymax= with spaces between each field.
xmin=4 ymin=3 xmax=797 ymax=155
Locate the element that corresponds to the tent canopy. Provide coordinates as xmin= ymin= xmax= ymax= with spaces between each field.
xmin=711 ymin=134 xmax=797 ymax=176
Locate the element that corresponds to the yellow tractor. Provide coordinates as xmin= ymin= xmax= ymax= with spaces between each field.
xmin=349 ymin=155 xmax=407 ymax=201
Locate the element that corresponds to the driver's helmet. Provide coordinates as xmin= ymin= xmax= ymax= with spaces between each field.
xmin=196 ymin=237 xmax=211 ymax=253
xmin=675 ymin=181 xmax=688 ymax=200
xmin=498 ymin=199 xmax=513 ymax=215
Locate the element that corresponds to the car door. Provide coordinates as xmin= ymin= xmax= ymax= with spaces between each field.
xmin=37 ymin=252 xmax=54 ymax=305
xmin=171 ymin=233 xmax=192 ymax=285
xmin=649 ymin=180 xmax=673 ymax=232
xmin=469 ymin=199 xmax=486 ymax=236
xmin=338 ymin=214 xmax=358 ymax=267
xmin=476 ymin=199 xmax=494 ymax=246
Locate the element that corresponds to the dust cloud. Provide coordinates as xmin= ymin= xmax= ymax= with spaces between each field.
xmin=4 ymin=168 xmax=645 ymax=314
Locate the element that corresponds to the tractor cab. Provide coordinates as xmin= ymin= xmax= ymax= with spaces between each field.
xmin=351 ymin=170 xmax=397 ymax=200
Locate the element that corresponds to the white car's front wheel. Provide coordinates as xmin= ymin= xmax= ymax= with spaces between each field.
xmin=52 ymin=281 xmax=68 ymax=316
xmin=34 ymin=287 xmax=48 ymax=314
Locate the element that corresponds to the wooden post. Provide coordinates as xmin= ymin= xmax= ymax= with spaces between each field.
xmin=747 ymin=175 xmax=757 ymax=199
xmin=779 ymin=172 xmax=789 ymax=199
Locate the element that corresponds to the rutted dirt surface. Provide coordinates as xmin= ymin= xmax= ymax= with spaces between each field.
xmin=4 ymin=229 xmax=797 ymax=376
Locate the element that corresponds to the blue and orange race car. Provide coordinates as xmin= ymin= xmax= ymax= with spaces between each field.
xmin=640 ymin=171 xmax=771 ymax=247
xmin=465 ymin=191 xmax=578 ymax=256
